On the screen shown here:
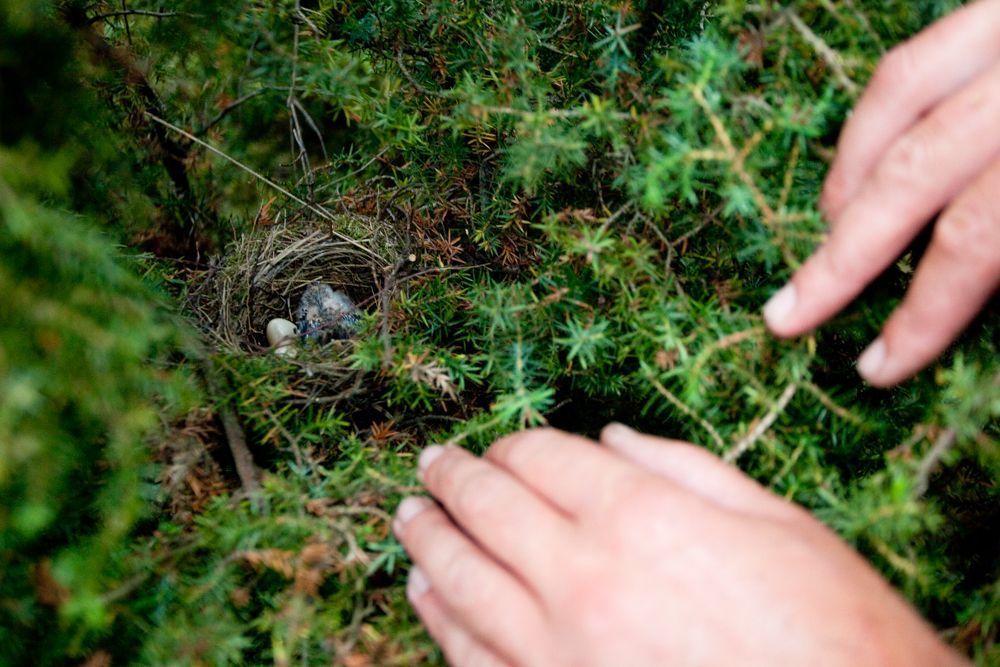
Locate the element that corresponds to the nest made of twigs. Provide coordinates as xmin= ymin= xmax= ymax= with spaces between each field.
xmin=193 ymin=213 xmax=397 ymax=351
xmin=191 ymin=213 xmax=402 ymax=405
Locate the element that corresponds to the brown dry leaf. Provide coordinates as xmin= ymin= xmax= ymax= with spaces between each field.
xmin=242 ymin=549 xmax=296 ymax=579
xmin=229 ymin=587 xmax=252 ymax=608
xmin=369 ymin=420 xmax=402 ymax=445
xmin=401 ymin=351 xmax=458 ymax=400
xmin=655 ymin=349 xmax=678 ymax=371
xmin=79 ymin=651 xmax=112 ymax=667
xmin=305 ymin=498 xmax=333 ymax=516
xmin=294 ymin=543 xmax=336 ymax=596
xmin=32 ymin=560 xmax=69 ymax=607
xmin=737 ymin=28 xmax=766 ymax=68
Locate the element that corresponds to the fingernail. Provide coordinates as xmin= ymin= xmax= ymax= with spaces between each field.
xmin=393 ymin=496 xmax=431 ymax=535
xmin=407 ymin=565 xmax=431 ymax=601
xmin=857 ymin=337 xmax=887 ymax=381
xmin=763 ymin=284 xmax=797 ymax=330
xmin=418 ymin=445 xmax=447 ymax=479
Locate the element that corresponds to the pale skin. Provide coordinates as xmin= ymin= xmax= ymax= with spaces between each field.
xmin=395 ymin=428 xmax=967 ymax=666
xmin=395 ymin=3 xmax=997 ymax=665
xmin=764 ymin=0 xmax=1000 ymax=386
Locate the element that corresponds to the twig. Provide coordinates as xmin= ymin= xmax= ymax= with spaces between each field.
xmin=88 ymin=9 xmax=192 ymax=24
xmin=725 ymin=382 xmax=798 ymax=463
xmin=782 ymin=8 xmax=860 ymax=95
xmin=198 ymin=89 xmax=266 ymax=135
xmin=119 ymin=0 xmax=132 ymax=44
xmin=913 ymin=428 xmax=958 ymax=498
xmin=219 ymin=407 xmax=262 ymax=496
xmin=68 ymin=14 xmax=204 ymax=256
xmin=804 ymin=381 xmax=865 ymax=426
xmin=145 ymin=112 xmax=382 ymax=261
xmin=478 ymin=105 xmax=631 ymax=121
xmin=869 ymin=536 xmax=919 ymax=578
xmin=691 ymin=326 xmax=764 ymax=377
xmin=645 ymin=374 xmax=726 ymax=451
xmin=190 ymin=346 xmax=262 ymax=498
xmin=380 ymin=257 xmax=408 ymax=370
xmin=690 ymin=84 xmax=800 ymax=267
xmin=690 ymin=85 xmax=777 ymax=225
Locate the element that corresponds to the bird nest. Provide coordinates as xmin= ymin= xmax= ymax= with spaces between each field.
xmin=191 ymin=214 xmax=401 ymax=402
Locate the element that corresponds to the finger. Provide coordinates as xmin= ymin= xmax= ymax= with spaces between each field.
xmin=394 ymin=498 xmax=548 ymax=666
xmin=407 ymin=571 xmax=512 ymax=667
xmin=821 ymin=0 xmax=1000 ymax=219
xmin=599 ymin=424 xmax=804 ymax=522
xmin=766 ymin=60 xmax=1000 ymax=337
xmin=483 ymin=428 xmax=655 ymax=517
xmin=856 ymin=157 xmax=1000 ymax=386
xmin=417 ymin=445 xmax=576 ymax=587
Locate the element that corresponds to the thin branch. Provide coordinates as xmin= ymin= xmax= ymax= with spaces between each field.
xmin=725 ymin=383 xmax=798 ymax=463
xmin=88 ymin=9 xmax=192 ymax=24
xmin=782 ymin=8 xmax=860 ymax=95
xmin=646 ymin=374 xmax=726 ymax=451
xmin=804 ymin=381 xmax=865 ymax=426
xmin=145 ymin=112 xmax=383 ymax=261
xmin=219 ymin=406 xmax=262 ymax=496
xmin=913 ymin=428 xmax=958 ymax=498
xmin=198 ymin=89 xmax=266 ymax=135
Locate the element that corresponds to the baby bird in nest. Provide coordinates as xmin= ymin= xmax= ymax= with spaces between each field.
xmin=296 ymin=284 xmax=361 ymax=343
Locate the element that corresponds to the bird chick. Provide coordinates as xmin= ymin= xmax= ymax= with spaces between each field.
xmin=296 ymin=284 xmax=361 ymax=343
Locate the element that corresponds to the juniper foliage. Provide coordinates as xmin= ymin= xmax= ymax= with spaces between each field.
xmin=0 ymin=0 xmax=997 ymax=664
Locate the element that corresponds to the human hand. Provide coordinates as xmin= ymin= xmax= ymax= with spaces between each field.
xmin=764 ymin=0 xmax=1000 ymax=387
xmin=393 ymin=427 xmax=966 ymax=666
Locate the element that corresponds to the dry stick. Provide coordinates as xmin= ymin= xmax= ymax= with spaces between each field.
xmin=380 ymin=257 xmax=408 ymax=370
xmin=804 ymin=381 xmax=865 ymax=426
xmin=913 ymin=428 xmax=958 ymax=498
xmin=691 ymin=326 xmax=764 ymax=377
xmin=782 ymin=8 xmax=860 ymax=95
xmin=869 ymin=537 xmax=919 ymax=578
xmin=144 ymin=113 xmax=382 ymax=261
xmin=725 ymin=382 xmax=798 ymax=463
xmin=646 ymin=375 xmax=726 ymax=451
xmin=689 ymin=86 xmax=778 ymax=225
xmin=689 ymin=85 xmax=801 ymax=268
xmin=198 ymin=89 xmax=266 ymax=135
xmin=185 ymin=331 xmax=262 ymax=496
xmin=87 ymin=9 xmax=192 ymax=23
xmin=219 ymin=406 xmax=262 ymax=496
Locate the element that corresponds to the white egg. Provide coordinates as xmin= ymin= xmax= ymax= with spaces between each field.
xmin=266 ymin=318 xmax=297 ymax=356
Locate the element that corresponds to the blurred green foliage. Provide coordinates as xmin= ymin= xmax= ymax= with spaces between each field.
xmin=0 ymin=0 xmax=996 ymax=664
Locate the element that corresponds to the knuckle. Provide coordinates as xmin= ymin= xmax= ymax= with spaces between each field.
xmin=600 ymin=474 xmax=670 ymax=531
xmin=460 ymin=644 xmax=506 ymax=667
xmin=820 ymin=170 xmax=851 ymax=218
xmin=487 ymin=427 xmax=557 ymax=464
xmin=404 ymin=510 xmax=451 ymax=559
xmin=876 ymin=133 xmax=929 ymax=188
xmin=816 ymin=241 xmax=864 ymax=283
xmin=441 ymin=549 xmax=491 ymax=610
xmin=888 ymin=306 xmax=945 ymax=358
xmin=423 ymin=447 xmax=462 ymax=489
xmin=935 ymin=202 xmax=1000 ymax=268
xmin=451 ymin=468 xmax=505 ymax=522
xmin=871 ymin=45 xmax=919 ymax=94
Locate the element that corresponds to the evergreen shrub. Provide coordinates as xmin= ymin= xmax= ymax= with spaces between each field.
xmin=0 ymin=0 xmax=996 ymax=664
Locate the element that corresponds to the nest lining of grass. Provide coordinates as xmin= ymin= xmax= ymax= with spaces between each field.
xmin=191 ymin=213 xmax=401 ymax=405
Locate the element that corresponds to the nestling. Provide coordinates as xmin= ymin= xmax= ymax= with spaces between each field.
xmin=295 ymin=284 xmax=361 ymax=342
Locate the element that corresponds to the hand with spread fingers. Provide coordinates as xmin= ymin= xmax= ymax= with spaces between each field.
xmin=394 ymin=427 xmax=966 ymax=667
xmin=764 ymin=0 xmax=1000 ymax=387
